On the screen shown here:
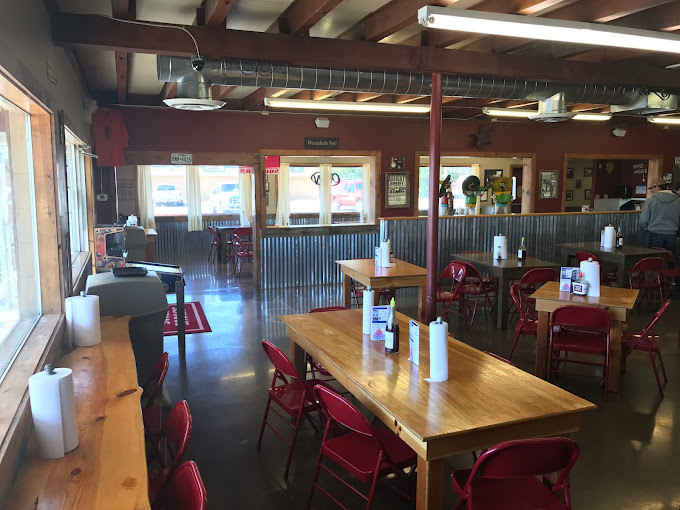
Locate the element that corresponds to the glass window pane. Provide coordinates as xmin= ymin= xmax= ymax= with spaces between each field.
xmin=199 ymin=166 xmax=241 ymax=214
xmin=150 ymin=166 xmax=187 ymax=216
xmin=0 ymin=96 xmax=41 ymax=380
xmin=289 ymin=167 xmax=320 ymax=214
xmin=331 ymin=167 xmax=363 ymax=215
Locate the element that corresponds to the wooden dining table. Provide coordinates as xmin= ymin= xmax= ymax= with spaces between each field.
xmin=558 ymin=241 xmax=662 ymax=287
xmin=336 ymin=258 xmax=427 ymax=322
xmin=7 ymin=316 xmax=150 ymax=510
xmin=531 ymin=281 xmax=639 ymax=393
xmin=450 ymin=252 xmax=559 ymax=330
xmin=282 ymin=309 xmax=595 ymax=510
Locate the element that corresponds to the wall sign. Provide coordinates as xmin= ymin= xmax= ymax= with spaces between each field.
xmin=385 ymin=172 xmax=410 ymax=209
xmin=171 ymin=153 xmax=192 ymax=164
xmin=539 ymin=171 xmax=559 ymax=199
xmin=239 ymin=166 xmax=253 ymax=174
xmin=304 ymin=137 xmax=339 ymax=149
xmin=265 ymin=155 xmax=280 ymax=174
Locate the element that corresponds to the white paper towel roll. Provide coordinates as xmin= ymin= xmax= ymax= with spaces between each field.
xmin=427 ymin=318 xmax=449 ymax=382
xmin=603 ymin=226 xmax=616 ymax=249
xmin=493 ymin=235 xmax=508 ymax=260
xmin=362 ymin=287 xmax=374 ymax=335
xmin=580 ymin=259 xmax=601 ymax=297
xmin=65 ymin=293 xmax=101 ymax=347
xmin=379 ymin=241 xmax=394 ymax=267
xmin=28 ymin=366 xmax=78 ymax=459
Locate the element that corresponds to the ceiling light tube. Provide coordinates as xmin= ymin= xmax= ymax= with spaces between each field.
xmin=648 ymin=116 xmax=680 ymax=125
xmin=264 ymin=98 xmax=430 ymax=113
xmin=572 ymin=113 xmax=612 ymax=121
xmin=483 ymin=107 xmax=535 ymax=118
xmin=418 ymin=6 xmax=680 ymax=54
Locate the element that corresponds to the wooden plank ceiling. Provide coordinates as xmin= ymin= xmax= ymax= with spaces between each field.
xmin=54 ymin=0 xmax=680 ymax=119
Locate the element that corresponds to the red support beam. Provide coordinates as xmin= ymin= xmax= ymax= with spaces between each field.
xmin=426 ymin=72 xmax=442 ymax=324
xmin=111 ymin=0 xmax=135 ymax=104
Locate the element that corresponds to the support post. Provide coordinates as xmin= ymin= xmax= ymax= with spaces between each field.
xmin=425 ymin=73 xmax=442 ymax=324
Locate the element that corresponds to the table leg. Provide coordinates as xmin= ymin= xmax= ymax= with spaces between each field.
xmin=342 ymin=273 xmax=352 ymax=309
xmin=417 ymin=286 xmax=426 ymax=323
xmin=608 ymin=319 xmax=623 ymax=393
xmin=617 ymin=261 xmax=626 ymax=287
xmin=176 ymin=279 xmax=186 ymax=361
xmin=495 ymin=275 xmax=510 ymax=330
xmin=535 ymin=310 xmax=549 ymax=379
xmin=416 ymin=456 xmax=444 ymax=510
xmin=290 ymin=336 xmax=306 ymax=377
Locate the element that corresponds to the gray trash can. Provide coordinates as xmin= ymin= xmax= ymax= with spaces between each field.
xmin=85 ymin=271 xmax=168 ymax=386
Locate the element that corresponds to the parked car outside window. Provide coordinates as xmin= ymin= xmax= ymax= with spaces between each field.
xmin=332 ymin=180 xmax=363 ymax=212
xmin=209 ymin=183 xmax=240 ymax=213
xmin=153 ymin=184 xmax=184 ymax=207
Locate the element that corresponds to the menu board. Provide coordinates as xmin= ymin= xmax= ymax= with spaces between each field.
xmin=385 ymin=172 xmax=410 ymax=209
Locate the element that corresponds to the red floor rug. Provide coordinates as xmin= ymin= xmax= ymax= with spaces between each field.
xmin=164 ymin=302 xmax=212 ymax=336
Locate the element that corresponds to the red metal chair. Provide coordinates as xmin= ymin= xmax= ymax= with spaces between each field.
xmin=575 ymin=251 xmax=618 ymax=286
xmin=148 ymin=400 xmax=193 ymax=505
xmin=515 ymin=268 xmax=559 ymax=319
xmin=307 ymin=385 xmax=417 ymax=510
xmin=350 ymin=282 xmax=393 ymax=308
xmin=483 ymin=351 xmax=515 ymax=366
xmin=507 ymin=284 xmax=537 ymax=361
xmin=208 ymin=226 xmax=221 ymax=263
xmin=548 ymin=305 xmax=611 ymax=393
xmin=306 ymin=306 xmax=348 ymax=380
xmin=155 ymin=461 xmax=207 ymax=510
xmin=233 ymin=228 xmax=254 ymax=275
xmin=450 ymin=437 xmax=580 ymax=510
xmin=142 ymin=352 xmax=170 ymax=440
xmin=623 ymin=299 xmax=671 ymax=397
xmin=436 ymin=262 xmax=468 ymax=327
xmin=628 ymin=257 xmax=665 ymax=311
xmin=457 ymin=261 xmax=497 ymax=327
xmin=651 ymin=247 xmax=680 ymax=299
xmin=257 ymin=339 xmax=330 ymax=479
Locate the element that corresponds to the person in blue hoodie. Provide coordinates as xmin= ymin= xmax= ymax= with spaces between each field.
xmin=639 ymin=177 xmax=680 ymax=255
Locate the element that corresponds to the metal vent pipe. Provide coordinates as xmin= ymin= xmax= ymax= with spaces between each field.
xmin=158 ymin=56 xmax=645 ymax=106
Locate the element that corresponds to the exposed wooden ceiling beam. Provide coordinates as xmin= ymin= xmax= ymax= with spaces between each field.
xmin=212 ymin=85 xmax=237 ymax=100
xmin=269 ymin=0 xmax=344 ymax=35
xmin=51 ymin=14 xmax=680 ymax=91
xmin=160 ymin=82 xmax=177 ymax=100
xmin=111 ymin=0 xmax=135 ymax=104
xmin=203 ymin=0 xmax=236 ymax=26
xmin=238 ymin=88 xmax=272 ymax=110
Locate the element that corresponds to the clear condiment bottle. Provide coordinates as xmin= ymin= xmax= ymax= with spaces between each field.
xmin=518 ymin=236 xmax=527 ymax=260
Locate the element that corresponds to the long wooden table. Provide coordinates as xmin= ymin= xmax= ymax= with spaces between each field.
xmin=450 ymin=252 xmax=559 ymax=330
xmin=7 ymin=317 xmax=150 ymax=510
xmin=558 ymin=242 xmax=661 ymax=287
xmin=336 ymin=258 xmax=427 ymax=322
xmin=531 ymin=281 xmax=639 ymax=393
xmin=282 ymin=309 xmax=595 ymax=510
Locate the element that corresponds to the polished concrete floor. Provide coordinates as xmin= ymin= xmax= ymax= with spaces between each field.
xmin=163 ymin=259 xmax=680 ymax=510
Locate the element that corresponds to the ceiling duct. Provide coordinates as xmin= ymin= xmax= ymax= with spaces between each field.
xmin=157 ymin=56 xmax=649 ymax=110
xmin=610 ymin=93 xmax=678 ymax=115
xmin=528 ymin=92 xmax=575 ymax=123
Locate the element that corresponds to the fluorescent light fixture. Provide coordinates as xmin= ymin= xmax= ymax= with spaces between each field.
xmin=648 ymin=116 xmax=680 ymax=125
xmin=572 ymin=113 xmax=612 ymax=121
xmin=418 ymin=6 xmax=680 ymax=54
xmin=264 ymin=98 xmax=430 ymax=113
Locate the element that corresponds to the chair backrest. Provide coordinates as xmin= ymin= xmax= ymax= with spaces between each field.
xmin=519 ymin=268 xmax=558 ymax=287
xmin=142 ymin=352 xmax=169 ymax=407
xmin=314 ymin=385 xmax=373 ymax=437
xmin=233 ymin=226 xmax=252 ymax=237
xmin=638 ymin=299 xmax=671 ymax=341
xmin=457 ymin=261 xmax=481 ymax=280
xmin=159 ymin=400 xmax=192 ymax=476
xmin=550 ymin=305 xmax=611 ymax=333
xmin=261 ymin=339 xmax=301 ymax=381
xmin=575 ymin=251 xmax=601 ymax=264
xmin=438 ymin=262 xmax=467 ymax=292
xmin=209 ymin=226 xmax=218 ymax=239
xmin=308 ymin=306 xmax=348 ymax=313
xmin=160 ymin=461 xmax=208 ymax=510
xmin=470 ymin=437 xmax=579 ymax=483
xmin=630 ymin=256 xmax=665 ymax=274
xmin=650 ymin=247 xmax=678 ymax=268
xmin=509 ymin=285 xmax=531 ymax=323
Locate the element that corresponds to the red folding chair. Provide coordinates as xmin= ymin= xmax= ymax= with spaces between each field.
xmin=457 ymin=261 xmax=497 ymax=327
xmin=512 ymin=268 xmax=559 ymax=320
xmin=549 ymin=305 xmax=611 ymax=393
xmin=651 ymin=247 xmax=680 ymax=299
xmin=628 ymin=257 xmax=665 ymax=312
xmin=350 ymin=283 xmax=393 ymax=308
xmin=208 ymin=226 xmax=221 ymax=263
xmin=148 ymin=400 xmax=193 ymax=505
xmin=154 ymin=461 xmax=208 ymax=510
xmin=575 ymin=251 xmax=617 ymax=286
xmin=507 ymin=284 xmax=537 ymax=361
xmin=306 ymin=307 xmax=348 ymax=380
xmin=233 ymin=227 xmax=254 ymax=275
xmin=436 ymin=262 xmax=468 ymax=327
xmin=623 ymin=299 xmax=671 ymax=397
xmin=450 ymin=437 xmax=580 ymax=510
xmin=142 ymin=352 xmax=170 ymax=441
xmin=483 ymin=351 xmax=515 ymax=366
xmin=257 ymin=340 xmax=330 ymax=479
xmin=307 ymin=385 xmax=417 ymax=510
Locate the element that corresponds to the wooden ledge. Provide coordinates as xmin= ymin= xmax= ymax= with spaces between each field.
xmin=380 ymin=210 xmax=641 ymax=221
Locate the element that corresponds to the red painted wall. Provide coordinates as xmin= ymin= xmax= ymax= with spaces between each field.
xmin=118 ymin=107 xmax=680 ymax=216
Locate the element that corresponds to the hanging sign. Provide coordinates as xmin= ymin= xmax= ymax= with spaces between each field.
xmin=239 ymin=166 xmax=253 ymax=174
xmin=171 ymin=153 xmax=192 ymax=164
xmin=265 ymin=156 xmax=280 ymax=174
xmin=385 ymin=172 xmax=410 ymax=209
xmin=305 ymin=137 xmax=339 ymax=149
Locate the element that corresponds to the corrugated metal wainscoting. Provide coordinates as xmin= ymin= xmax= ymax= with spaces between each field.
xmin=260 ymin=230 xmax=380 ymax=289
xmin=154 ymin=217 xmax=241 ymax=264
xmin=380 ymin=212 xmax=642 ymax=275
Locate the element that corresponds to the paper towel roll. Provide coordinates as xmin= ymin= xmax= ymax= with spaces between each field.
xmin=65 ymin=293 xmax=101 ymax=347
xmin=580 ymin=259 xmax=601 ymax=297
xmin=493 ymin=235 xmax=508 ymax=260
xmin=28 ymin=366 xmax=78 ymax=459
xmin=379 ymin=241 xmax=394 ymax=267
xmin=603 ymin=226 xmax=616 ymax=249
xmin=427 ymin=318 xmax=449 ymax=382
xmin=362 ymin=287 xmax=374 ymax=335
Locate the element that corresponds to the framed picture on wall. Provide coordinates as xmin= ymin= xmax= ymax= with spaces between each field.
xmin=584 ymin=168 xmax=593 ymax=177
xmin=585 ymin=189 xmax=591 ymax=200
xmin=566 ymin=190 xmax=573 ymax=201
xmin=480 ymin=190 xmax=488 ymax=202
xmin=576 ymin=179 xmax=582 ymax=189
xmin=539 ymin=171 xmax=559 ymax=199
xmin=484 ymin=169 xmax=503 ymax=189
xmin=663 ymin=172 xmax=673 ymax=184
xmin=567 ymin=168 xmax=574 ymax=179
xmin=385 ymin=172 xmax=410 ymax=209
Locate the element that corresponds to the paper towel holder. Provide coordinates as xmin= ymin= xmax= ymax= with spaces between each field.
xmin=45 ymin=364 xmax=55 ymax=375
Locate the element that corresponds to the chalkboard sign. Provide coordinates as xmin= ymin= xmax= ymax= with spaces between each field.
xmin=385 ymin=172 xmax=410 ymax=209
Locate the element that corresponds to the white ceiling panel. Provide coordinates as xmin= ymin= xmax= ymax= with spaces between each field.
xmin=226 ymin=0 xmax=293 ymax=32
xmin=136 ymin=0 xmax=199 ymax=24
xmin=76 ymin=48 xmax=117 ymax=92
xmin=310 ymin=0 xmax=392 ymax=39
xmin=128 ymin=54 xmax=164 ymax=95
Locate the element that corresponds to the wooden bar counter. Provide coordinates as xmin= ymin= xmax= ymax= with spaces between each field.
xmin=7 ymin=316 xmax=150 ymax=510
